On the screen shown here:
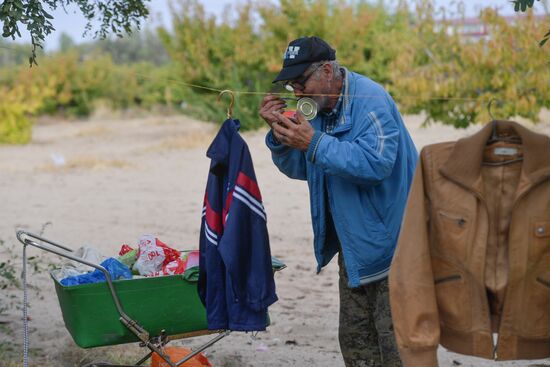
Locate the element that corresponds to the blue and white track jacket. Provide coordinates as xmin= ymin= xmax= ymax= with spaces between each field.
xmin=198 ymin=118 xmax=278 ymax=331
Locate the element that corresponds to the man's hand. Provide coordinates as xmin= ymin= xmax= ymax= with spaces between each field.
xmin=259 ymin=94 xmax=287 ymax=128
xmin=272 ymin=111 xmax=315 ymax=151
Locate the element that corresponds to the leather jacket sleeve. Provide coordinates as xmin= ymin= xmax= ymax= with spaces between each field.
xmin=389 ymin=154 xmax=440 ymax=367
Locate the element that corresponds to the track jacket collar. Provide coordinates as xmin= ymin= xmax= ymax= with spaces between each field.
xmin=207 ymin=119 xmax=241 ymax=170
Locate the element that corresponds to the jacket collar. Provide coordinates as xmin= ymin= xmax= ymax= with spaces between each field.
xmin=330 ymin=68 xmax=353 ymax=134
xmin=207 ymin=119 xmax=240 ymax=171
xmin=440 ymin=120 xmax=550 ymax=197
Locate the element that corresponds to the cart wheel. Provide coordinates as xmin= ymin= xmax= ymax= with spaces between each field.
xmin=80 ymin=362 xmax=113 ymax=367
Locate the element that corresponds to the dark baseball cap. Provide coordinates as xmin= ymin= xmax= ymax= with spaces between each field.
xmin=272 ymin=36 xmax=336 ymax=83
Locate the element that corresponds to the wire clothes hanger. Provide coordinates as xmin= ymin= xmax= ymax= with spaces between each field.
xmin=484 ymin=98 xmax=523 ymax=166
xmin=217 ymin=89 xmax=235 ymax=119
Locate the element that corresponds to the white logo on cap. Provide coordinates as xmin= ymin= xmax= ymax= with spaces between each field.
xmin=285 ymin=46 xmax=300 ymax=59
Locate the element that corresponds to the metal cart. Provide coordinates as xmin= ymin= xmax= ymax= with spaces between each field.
xmin=17 ymin=230 xmax=259 ymax=367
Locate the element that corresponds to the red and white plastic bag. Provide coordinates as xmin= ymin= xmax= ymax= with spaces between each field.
xmin=134 ymin=235 xmax=180 ymax=276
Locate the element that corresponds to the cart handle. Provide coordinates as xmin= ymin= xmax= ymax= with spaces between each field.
xmin=16 ymin=230 xmax=149 ymax=341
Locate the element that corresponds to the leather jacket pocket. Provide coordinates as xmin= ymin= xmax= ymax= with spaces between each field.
xmin=531 ymin=220 xmax=550 ymax=260
xmin=434 ymin=272 xmax=472 ymax=331
xmin=520 ymin=220 xmax=550 ymax=337
xmin=433 ymin=209 xmax=470 ymax=262
xmin=521 ymin=271 xmax=550 ymax=337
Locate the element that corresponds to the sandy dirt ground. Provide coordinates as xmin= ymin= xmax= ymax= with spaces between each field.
xmin=0 ymin=112 xmax=549 ymax=367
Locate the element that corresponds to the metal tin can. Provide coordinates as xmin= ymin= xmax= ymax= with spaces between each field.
xmin=297 ymin=97 xmax=318 ymax=120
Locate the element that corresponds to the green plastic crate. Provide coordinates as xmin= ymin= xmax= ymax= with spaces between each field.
xmin=51 ymin=273 xmax=208 ymax=348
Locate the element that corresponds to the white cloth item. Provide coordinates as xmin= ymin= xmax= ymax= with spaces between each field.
xmin=51 ymin=246 xmax=105 ymax=281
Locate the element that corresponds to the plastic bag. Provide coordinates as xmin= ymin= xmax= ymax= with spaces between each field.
xmin=133 ymin=235 xmax=180 ymax=276
xmin=60 ymin=258 xmax=132 ymax=286
xmin=117 ymin=245 xmax=138 ymax=269
xmin=152 ymin=257 xmax=185 ymax=276
xmin=182 ymin=250 xmax=199 ymax=269
xmin=148 ymin=249 xmax=200 ymax=277
xmin=119 ymin=244 xmax=134 ymax=256
xmin=51 ymin=246 xmax=105 ymax=282
xmin=181 ymin=250 xmax=200 ymax=281
xmin=151 ymin=346 xmax=211 ymax=367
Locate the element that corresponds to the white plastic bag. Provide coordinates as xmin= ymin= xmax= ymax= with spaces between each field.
xmin=51 ymin=246 xmax=104 ymax=281
xmin=133 ymin=235 xmax=180 ymax=276
xmin=134 ymin=235 xmax=165 ymax=276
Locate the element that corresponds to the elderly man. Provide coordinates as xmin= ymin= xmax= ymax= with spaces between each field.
xmin=259 ymin=36 xmax=417 ymax=367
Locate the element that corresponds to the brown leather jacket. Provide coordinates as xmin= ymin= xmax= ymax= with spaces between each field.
xmin=389 ymin=121 xmax=550 ymax=366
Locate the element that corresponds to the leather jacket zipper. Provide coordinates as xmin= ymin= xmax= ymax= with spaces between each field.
xmin=434 ymin=274 xmax=462 ymax=284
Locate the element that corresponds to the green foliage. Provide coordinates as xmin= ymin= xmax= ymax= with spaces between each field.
xmin=513 ymin=0 xmax=540 ymax=12
xmin=512 ymin=0 xmax=549 ymax=46
xmin=0 ymin=73 xmax=52 ymax=143
xmin=158 ymin=0 xmax=265 ymax=129
xmin=0 ymin=39 xmax=42 ymax=67
xmin=159 ymin=0 xmax=413 ymax=129
xmin=0 ymin=0 xmax=150 ymax=65
xmin=0 ymin=50 xmax=177 ymax=143
xmin=541 ymin=29 xmax=550 ymax=47
xmin=159 ymin=0 xmax=550 ymax=130
xmin=57 ymin=27 xmax=170 ymax=66
xmin=0 ymin=239 xmax=20 ymax=314
xmin=0 ymin=0 xmax=548 ymax=141
xmin=0 ymin=106 xmax=31 ymax=144
xmin=0 ymin=240 xmax=19 ymax=292
xmin=391 ymin=4 xmax=550 ymax=127
xmin=0 ymin=51 xmax=173 ymax=117
xmin=89 ymin=29 xmax=170 ymax=65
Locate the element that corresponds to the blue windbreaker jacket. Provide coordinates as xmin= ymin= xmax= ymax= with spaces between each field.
xmin=266 ymin=69 xmax=418 ymax=287
xmin=199 ymin=119 xmax=278 ymax=331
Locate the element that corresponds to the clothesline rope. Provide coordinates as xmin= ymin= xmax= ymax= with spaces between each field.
xmin=130 ymin=71 xmax=522 ymax=103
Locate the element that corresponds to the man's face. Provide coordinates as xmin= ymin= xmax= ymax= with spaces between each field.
xmin=284 ymin=63 xmax=331 ymax=109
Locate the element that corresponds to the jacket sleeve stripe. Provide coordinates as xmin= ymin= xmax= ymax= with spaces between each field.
xmin=369 ymin=111 xmax=386 ymax=154
xmin=204 ymin=195 xmax=223 ymax=234
xmin=204 ymin=226 xmax=218 ymax=246
xmin=236 ymin=172 xmax=263 ymax=201
xmin=233 ymin=190 xmax=267 ymax=221
xmin=204 ymin=222 xmax=218 ymax=240
xmin=201 ymin=208 xmax=219 ymax=244
xmin=235 ymin=185 xmax=265 ymax=211
xmin=222 ymin=191 xmax=234 ymax=226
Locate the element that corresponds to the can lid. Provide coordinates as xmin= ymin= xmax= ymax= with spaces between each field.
xmin=297 ymin=97 xmax=318 ymax=121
